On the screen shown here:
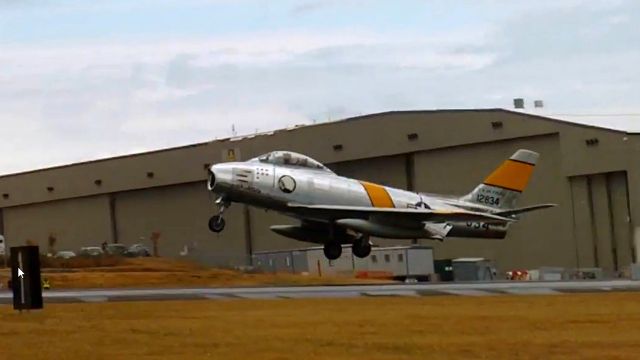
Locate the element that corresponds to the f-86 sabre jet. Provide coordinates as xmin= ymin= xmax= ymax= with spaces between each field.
xmin=206 ymin=149 xmax=555 ymax=260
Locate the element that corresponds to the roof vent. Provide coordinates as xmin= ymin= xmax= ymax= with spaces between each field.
xmin=534 ymin=100 xmax=544 ymax=108
xmin=94 ymin=179 xmax=102 ymax=186
xmin=333 ymin=144 xmax=343 ymax=151
xmin=147 ymin=172 xmax=155 ymax=178
xmin=491 ymin=121 xmax=503 ymax=129
xmin=513 ymin=98 xmax=525 ymax=109
xmin=407 ymin=133 xmax=419 ymax=141
xmin=2 ymin=193 xmax=8 ymax=199
xmin=47 ymin=186 xmax=54 ymax=192
xmin=203 ymin=163 xmax=211 ymax=170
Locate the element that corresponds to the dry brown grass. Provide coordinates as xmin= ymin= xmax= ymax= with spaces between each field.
xmin=39 ymin=255 xmax=127 ymax=268
xmin=0 ymin=257 xmax=381 ymax=288
xmin=1 ymin=293 xmax=639 ymax=360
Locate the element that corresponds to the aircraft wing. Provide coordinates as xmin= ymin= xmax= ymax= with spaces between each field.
xmin=287 ymin=203 xmax=515 ymax=223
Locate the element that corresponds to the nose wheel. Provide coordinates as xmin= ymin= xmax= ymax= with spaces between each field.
xmin=208 ymin=197 xmax=229 ymax=233
xmin=208 ymin=215 xmax=226 ymax=233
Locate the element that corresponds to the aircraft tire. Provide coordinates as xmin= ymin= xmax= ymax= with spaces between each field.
xmin=208 ymin=215 xmax=226 ymax=233
xmin=352 ymin=239 xmax=372 ymax=258
xmin=323 ymin=242 xmax=342 ymax=260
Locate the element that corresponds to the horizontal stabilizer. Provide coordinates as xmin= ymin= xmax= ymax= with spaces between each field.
xmin=494 ymin=203 xmax=557 ymax=217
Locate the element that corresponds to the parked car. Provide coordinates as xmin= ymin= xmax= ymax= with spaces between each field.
xmin=78 ymin=247 xmax=104 ymax=257
xmin=105 ymin=243 xmax=128 ymax=256
xmin=124 ymin=244 xmax=151 ymax=257
xmin=54 ymin=251 xmax=76 ymax=259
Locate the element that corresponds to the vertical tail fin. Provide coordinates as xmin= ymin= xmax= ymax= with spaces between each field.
xmin=462 ymin=149 xmax=539 ymax=209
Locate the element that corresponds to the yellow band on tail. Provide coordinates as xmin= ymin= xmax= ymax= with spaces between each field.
xmin=483 ymin=159 xmax=535 ymax=192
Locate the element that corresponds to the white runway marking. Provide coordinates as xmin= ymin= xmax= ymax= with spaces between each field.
xmin=79 ymin=296 xmax=108 ymax=303
xmin=502 ymin=288 xmax=560 ymax=295
xmin=440 ymin=289 xmax=494 ymax=296
xmin=363 ymin=290 xmax=419 ymax=297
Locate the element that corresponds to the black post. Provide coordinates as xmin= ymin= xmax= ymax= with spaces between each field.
xmin=10 ymin=246 xmax=43 ymax=311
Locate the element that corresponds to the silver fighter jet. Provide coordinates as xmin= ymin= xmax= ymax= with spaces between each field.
xmin=207 ymin=149 xmax=555 ymax=260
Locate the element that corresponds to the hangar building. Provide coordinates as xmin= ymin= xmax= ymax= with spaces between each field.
xmin=0 ymin=109 xmax=638 ymax=272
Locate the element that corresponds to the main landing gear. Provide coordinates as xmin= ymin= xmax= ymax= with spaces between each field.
xmin=352 ymin=236 xmax=372 ymax=258
xmin=208 ymin=197 xmax=229 ymax=233
xmin=323 ymin=235 xmax=371 ymax=260
xmin=323 ymin=242 xmax=342 ymax=260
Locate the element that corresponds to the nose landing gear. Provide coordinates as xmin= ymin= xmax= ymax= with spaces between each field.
xmin=208 ymin=197 xmax=229 ymax=233
xmin=208 ymin=215 xmax=226 ymax=233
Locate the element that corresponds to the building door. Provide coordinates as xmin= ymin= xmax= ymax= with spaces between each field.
xmin=569 ymin=171 xmax=632 ymax=272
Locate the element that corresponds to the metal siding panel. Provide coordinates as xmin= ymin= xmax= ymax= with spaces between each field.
xmin=559 ymin=128 xmax=631 ymax=177
xmin=249 ymin=209 xmax=301 ymax=252
xmin=607 ymin=172 xmax=633 ymax=269
xmin=333 ymin=155 xmax=408 ymax=189
xmin=291 ymin=251 xmax=308 ymax=273
xmin=0 ymin=142 xmax=216 ymax=207
xmin=392 ymin=249 xmax=404 ymax=275
xmin=114 ymin=182 xmax=248 ymax=267
xmin=589 ymin=174 xmax=616 ymax=271
xmin=407 ymin=248 xmax=435 ymax=275
xmin=569 ymin=176 xmax=597 ymax=268
xmin=3 ymin=195 xmax=112 ymax=252
xmin=306 ymin=250 xmax=322 ymax=276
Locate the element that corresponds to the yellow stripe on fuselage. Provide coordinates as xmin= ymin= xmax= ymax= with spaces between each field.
xmin=359 ymin=181 xmax=395 ymax=208
xmin=483 ymin=159 xmax=534 ymax=192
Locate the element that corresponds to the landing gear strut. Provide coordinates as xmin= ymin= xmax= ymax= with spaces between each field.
xmin=352 ymin=236 xmax=372 ymax=258
xmin=208 ymin=197 xmax=229 ymax=233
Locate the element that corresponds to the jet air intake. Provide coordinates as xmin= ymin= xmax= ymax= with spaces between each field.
xmin=207 ymin=167 xmax=216 ymax=191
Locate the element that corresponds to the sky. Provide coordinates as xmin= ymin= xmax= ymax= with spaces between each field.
xmin=1 ymin=0 xmax=639 ymax=174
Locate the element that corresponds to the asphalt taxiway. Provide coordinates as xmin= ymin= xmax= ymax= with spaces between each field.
xmin=1 ymin=279 xmax=639 ymax=304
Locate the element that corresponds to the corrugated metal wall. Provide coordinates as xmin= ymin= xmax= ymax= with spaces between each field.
xmin=569 ymin=171 xmax=633 ymax=272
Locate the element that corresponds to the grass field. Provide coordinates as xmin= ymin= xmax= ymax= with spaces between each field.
xmin=1 ymin=293 xmax=639 ymax=360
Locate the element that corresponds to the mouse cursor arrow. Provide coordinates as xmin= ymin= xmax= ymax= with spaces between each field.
xmin=17 ymin=268 xmax=24 ymax=278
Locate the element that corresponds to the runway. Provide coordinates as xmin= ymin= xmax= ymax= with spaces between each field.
xmin=1 ymin=279 xmax=640 ymax=304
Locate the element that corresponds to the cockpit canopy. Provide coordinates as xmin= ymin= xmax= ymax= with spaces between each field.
xmin=250 ymin=151 xmax=334 ymax=173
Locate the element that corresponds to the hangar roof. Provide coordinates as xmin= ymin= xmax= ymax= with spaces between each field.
xmin=0 ymin=108 xmax=633 ymax=180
